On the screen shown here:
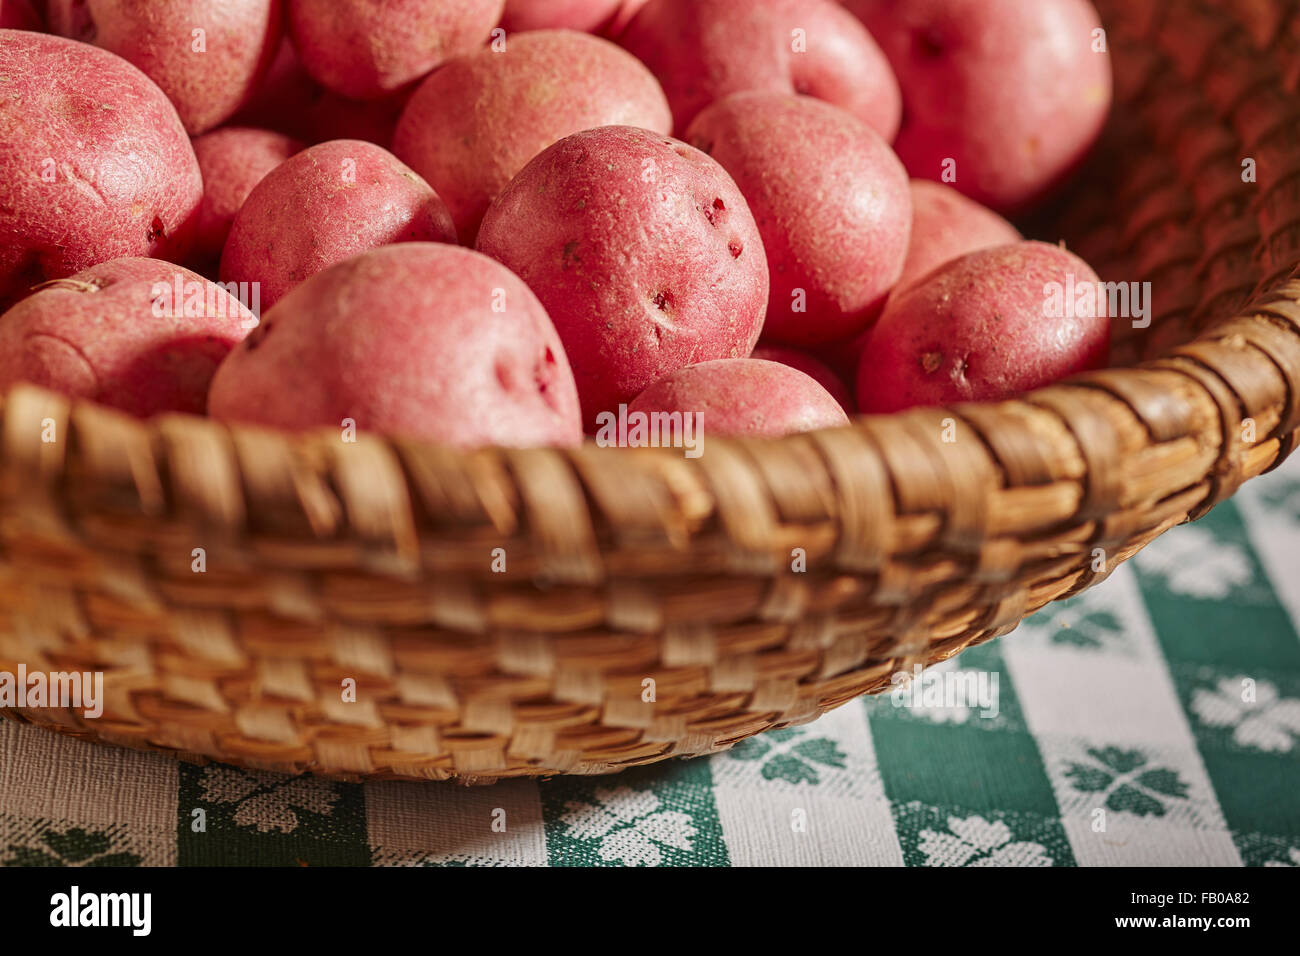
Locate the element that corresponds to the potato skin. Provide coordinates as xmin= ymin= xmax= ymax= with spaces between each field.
xmin=620 ymin=0 xmax=901 ymax=139
xmin=191 ymin=127 xmax=304 ymax=273
xmin=815 ymin=180 xmax=1020 ymax=382
xmin=228 ymin=39 xmax=320 ymax=135
xmin=287 ymin=0 xmax=505 ymax=100
xmin=501 ymin=1 xmax=644 ymax=37
xmin=629 ymin=359 xmax=849 ymax=438
xmin=219 ymin=139 xmax=457 ymax=311
xmin=501 ymin=0 xmax=623 ymax=32
xmin=476 ymin=125 xmax=769 ymax=429
xmin=0 ymin=0 xmax=40 ymax=28
xmin=231 ymin=40 xmax=410 ymax=149
xmin=856 ymin=242 xmax=1110 ymax=413
xmin=845 ymin=0 xmax=1111 ymax=212
xmin=0 ymin=257 xmax=254 ymax=416
xmin=605 ymin=0 xmax=649 ymax=37
xmin=751 ymin=346 xmax=853 ymax=414
xmin=0 ymin=30 xmax=202 ymax=311
xmin=300 ymin=89 xmax=411 ymax=149
xmin=208 ymin=244 xmax=583 ymax=448
xmin=45 ymin=0 xmax=282 ymax=135
xmin=393 ymin=29 xmax=672 ymax=243
xmin=898 ymin=180 xmax=1021 ymax=292
xmin=687 ymin=91 xmax=910 ymax=347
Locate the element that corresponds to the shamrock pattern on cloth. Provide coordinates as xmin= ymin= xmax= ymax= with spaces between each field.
xmin=1232 ymin=831 xmax=1300 ymax=868
xmin=197 ymin=766 xmax=341 ymax=834
xmin=1191 ymin=676 xmax=1300 ymax=753
xmin=726 ymin=727 xmax=848 ymax=785
xmin=1050 ymin=608 xmax=1125 ymax=651
xmin=891 ymin=801 xmax=1069 ymax=867
xmin=1036 ymin=597 xmax=1129 ymax=653
xmin=2 ymin=821 xmax=140 ymax=867
xmin=176 ymin=762 xmax=369 ymax=865
xmin=916 ymin=812 xmax=1053 ymax=867
xmin=540 ymin=760 xmax=727 ymax=867
xmin=1132 ymin=524 xmax=1254 ymax=600
xmin=1256 ymin=475 xmax=1300 ymax=523
xmin=1062 ymin=745 xmax=1190 ymax=817
xmin=1009 ymin=567 xmax=1151 ymax=664
xmin=555 ymin=786 xmax=697 ymax=866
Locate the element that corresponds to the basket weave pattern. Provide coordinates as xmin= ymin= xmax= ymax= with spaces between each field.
xmin=2 ymin=0 xmax=1300 ymax=782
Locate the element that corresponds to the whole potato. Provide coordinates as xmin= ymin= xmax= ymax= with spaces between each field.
xmin=687 ymin=91 xmax=910 ymax=346
xmin=0 ymin=258 xmax=254 ymax=416
xmin=751 ymin=346 xmax=853 ymax=413
xmin=191 ymin=127 xmax=304 ymax=274
xmin=845 ymin=0 xmax=1112 ymax=212
xmin=856 ymin=242 xmax=1110 ymax=413
xmin=287 ymin=0 xmax=505 ymax=100
xmin=45 ymin=0 xmax=282 ymax=135
xmin=898 ymin=180 xmax=1021 ymax=292
xmin=476 ymin=125 xmax=769 ymax=429
xmin=628 ymin=359 xmax=849 ymax=439
xmin=501 ymin=0 xmax=623 ymax=32
xmin=0 ymin=30 xmax=202 ymax=311
xmin=220 ymin=140 xmax=457 ymax=311
xmin=231 ymin=41 xmax=410 ymax=149
xmin=621 ymin=0 xmax=900 ymax=139
xmin=209 ymin=244 xmax=583 ymax=448
xmin=0 ymin=0 xmax=40 ymax=28
xmin=394 ymin=30 xmax=672 ymax=243
xmin=813 ymin=181 xmax=1019 ymax=382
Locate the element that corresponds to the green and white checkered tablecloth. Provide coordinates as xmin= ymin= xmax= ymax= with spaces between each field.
xmin=2 ymin=455 xmax=1298 ymax=867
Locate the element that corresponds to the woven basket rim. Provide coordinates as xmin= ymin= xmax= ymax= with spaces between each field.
xmin=3 ymin=0 xmax=1300 ymax=782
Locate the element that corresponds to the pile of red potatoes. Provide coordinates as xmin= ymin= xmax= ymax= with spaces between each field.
xmin=0 ymin=0 xmax=1113 ymax=447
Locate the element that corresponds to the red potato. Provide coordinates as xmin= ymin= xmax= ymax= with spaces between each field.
xmin=856 ymin=242 xmax=1110 ymax=413
xmin=814 ymin=179 xmax=1020 ymax=381
xmin=845 ymin=0 xmax=1112 ymax=212
xmin=45 ymin=0 xmax=282 ymax=135
xmin=501 ymin=0 xmax=623 ymax=32
xmin=209 ymin=243 xmax=582 ymax=448
xmin=231 ymin=40 xmax=410 ymax=148
xmin=0 ymin=258 xmax=254 ymax=416
xmin=686 ymin=91 xmax=910 ymax=347
xmin=0 ymin=30 xmax=202 ymax=311
xmin=629 ymin=359 xmax=849 ymax=438
xmin=287 ymin=0 xmax=505 ymax=100
xmin=476 ymin=125 xmax=769 ymax=429
xmin=191 ymin=127 xmax=304 ymax=273
xmin=751 ymin=346 xmax=853 ymax=413
xmin=605 ymin=0 xmax=649 ymax=37
xmin=230 ymin=38 xmax=319 ymax=135
xmin=620 ymin=0 xmax=901 ymax=139
xmin=500 ymin=0 xmax=646 ymax=37
xmin=898 ymin=180 xmax=1021 ymax=291
xmin=220 ymin=139 xmax=457 ymax=311
xmin=0 ymin=0 xmax=40 ymax=28
xmin=393 ymin=29 xmax=672 ymax=243
xmin=301 ymin=89 xmax=411 ymax=150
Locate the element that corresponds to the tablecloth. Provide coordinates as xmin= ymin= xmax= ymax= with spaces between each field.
xmin=2 ymin=455 xmax=1298 ymax=868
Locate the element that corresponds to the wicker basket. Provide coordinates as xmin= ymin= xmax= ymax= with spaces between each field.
xmin=3 ymin=0 xmax=1300 ymax=783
